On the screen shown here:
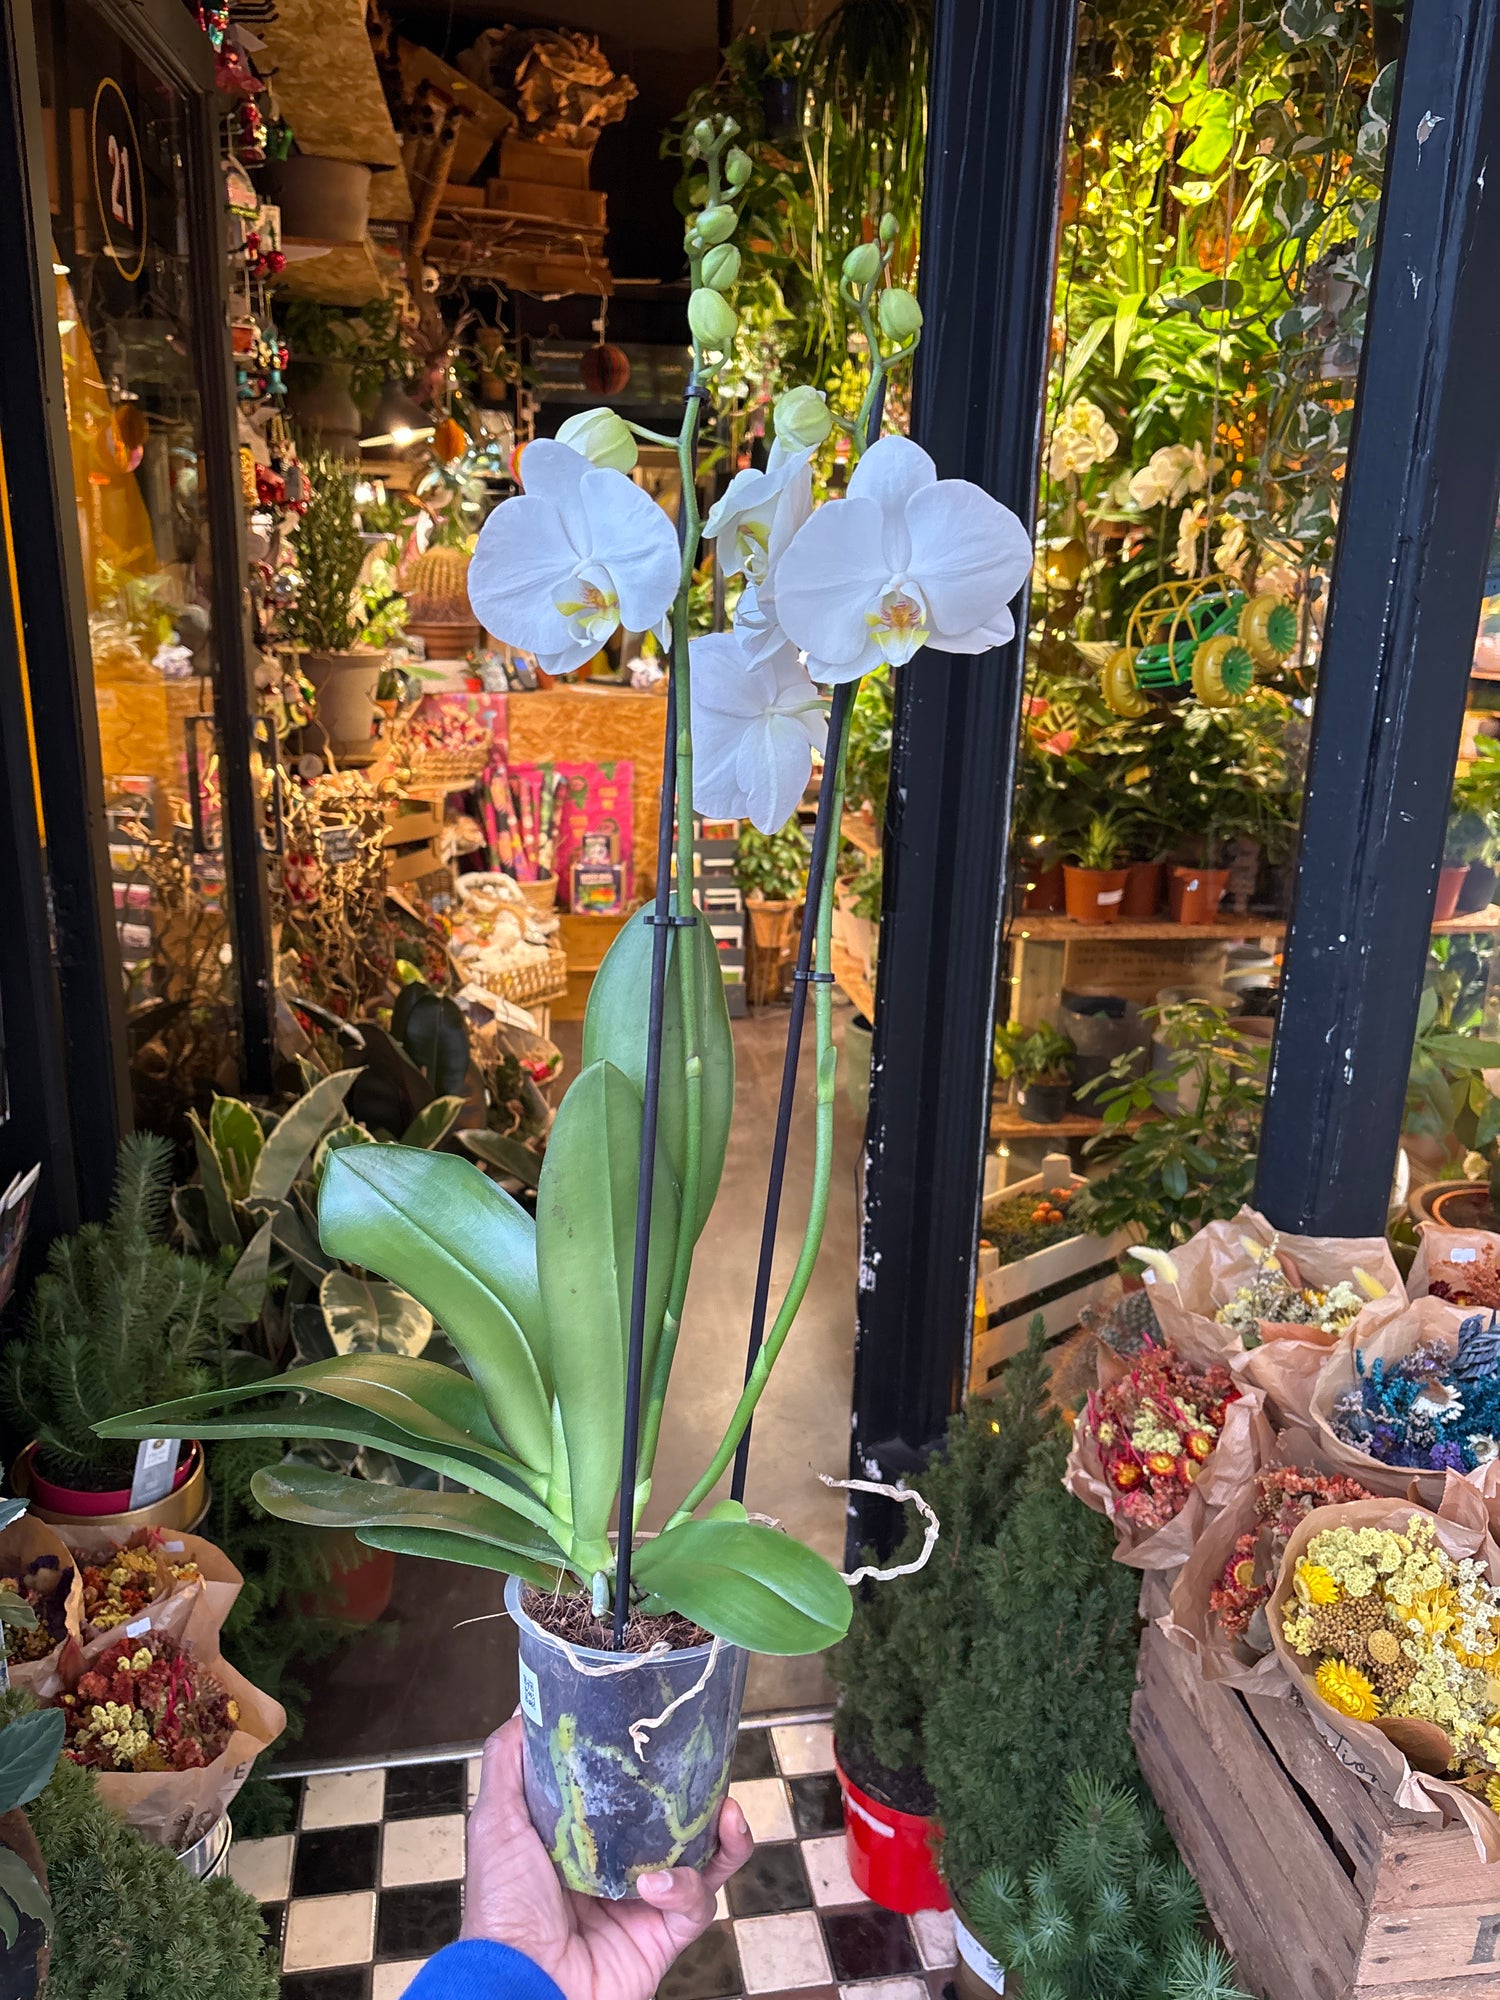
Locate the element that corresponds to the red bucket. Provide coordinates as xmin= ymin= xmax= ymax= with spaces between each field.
xmin=835 ymin=1755 xmax=950 ymax=1915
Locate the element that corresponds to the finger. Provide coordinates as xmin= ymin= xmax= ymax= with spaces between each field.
xmin=472 ymin=1715 xmax=530 ymax=1833
xmin=701 ymin=1799 xmax=753 ymax=1894
xmin=636 ymin=1865 xmax=716 ymax=1930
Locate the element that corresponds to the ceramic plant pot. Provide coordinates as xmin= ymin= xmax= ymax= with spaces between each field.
xmin=1434 ymin=862 xmax=1471 ymax=923
xmin=951 ymin=1909 xmax=1006 ymax=1995
xmin=834 ymin=1754 xmax=949 ymax=1915
xmin=506 ymin=1574 xmax=749 ymax=1899
xmin=260 ymin=155 xmax=372 ymax=243
xmin=302 ymin=650 xmax=386 ymax=765
xmin=284 ymin=360 xmax=362 ymax=461
xmin=1062 ymin=865 xmax=1128 ymax=924
xmin=1168 ymin=865 xmax=1230 ymax=924
xmin=1457 ymin=859 xmax=1498 ymax=914
xmin=1120 ymin=860 xmax=1164 ymax=917
xmin=13 ymin=1438 xmax=206 ymax=1533
xmin=1019 ymin=1080 xmax=1071 ymax=1124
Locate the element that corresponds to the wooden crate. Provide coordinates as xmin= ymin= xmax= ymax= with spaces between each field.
xmin=1132 ymin=1623 xmax=1500 ymax=1998
xmin=552 ymin=908 xmax=636 ymax=1020
xmin=499 ymin=134 xmax=595 ymax=188
xmin=486 ymin=178 xmax=606 ymax=229
xmin=970 ymin=1170 xmax=1136 ymax=1390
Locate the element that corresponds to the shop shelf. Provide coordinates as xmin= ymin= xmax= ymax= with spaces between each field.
xmin=831 ymin=941 xmax=875 ymax=1023
xmin=1009 ymin=914 xmax=1285 ymax=942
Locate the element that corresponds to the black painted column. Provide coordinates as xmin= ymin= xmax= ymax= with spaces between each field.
xmin=848 ymin=0 xmax=1079 ymax=1553
xmin=1255 ymin=0 xmax=1500 ymax=1233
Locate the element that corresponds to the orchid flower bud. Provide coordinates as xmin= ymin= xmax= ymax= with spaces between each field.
xmin=701 ymin=243 xmax=741 ymax=293
xmin=842 ymin=242 xmax=882 ymax=290
xmin=878 ymin=288 xmax=923 ymax=342
xmin=688 ymin=287 xmax=739 ymax=350
xmin=725 ymin=146 xmax=752 ymax=188
xmin=722 ymin=116 xmax=740 ymax=139
xmin=697 ymin=203 xmax=737 ymax=246
xmin=773 ymin=386 xmax=833 ymax=451
xmin=693 ymin=119 xmax=716 ymax=153
xmin=556 ymin=406 xmax=638 ymax=474
xmin=879 ymin=211 xmax=899 ymax=245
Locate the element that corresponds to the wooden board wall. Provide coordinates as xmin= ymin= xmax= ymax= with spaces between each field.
xmin=506 ymin=684 xmax=668 ymax=898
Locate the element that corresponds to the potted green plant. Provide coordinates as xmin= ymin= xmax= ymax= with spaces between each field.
xmin=737 ymin=818 xmax=811 ymax=1004
xmin=1401 ymin=965 xmax=1500 ymax=1228
xmin=0 ymin=1704 xmax=63 ymax=2000
xmin=1451 ymin=737 xmax=1500 ymax=912
xmin=288 ymin=451 xmax=387 ymax=765
xmin=830 ymin=1326 xmax=1055 ymax=1915
xmin=99 ymin=132 xmax=1035 ymax=1901
xmin=1072 ymin=1002 xmax=1266 ymax=1245
xmin=1062 ymin=814 xmax=1129 ymax=924
xmin=1 ymin=1137 xmax=263 ymax=1534
xmin=1439 ymin=807 xmax=1487 ymax=922
xmin=995 ymin=1020 xmax=1077 ymax=1124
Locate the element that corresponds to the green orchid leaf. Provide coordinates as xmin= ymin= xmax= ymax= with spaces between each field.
xmin=318 ymin=1145 xmax=552 ymax=1472
xmin=251 ymin=1462 xmax=567 ymax=1570
xmin=251 ymin=1070 xmax=360 ymax=1204
xmin=210 ymin=1094 xmax=265 ymax=1201
xmin=100 ymin=1387 xmax=557 ymax=1530
xmin=633 ymin=1520 xmax=851 ymax=1655
xmin=354 ymin=1523 xmax=563 ymax=1589
xmin=537 ymin=1060 xmax=680 ymax=1551
xmin=1112 ymin=291 xmax=1145 ymax=376
xmin=189 ymin=1110 xmax=238 ymax=1249
xmin=584 ymin=905 xmax=734 ymax=1240
xmin=0 ymin=1851 xmax=49 ymax=1943
xmin=0 ymin=1709 xmax=65 ymax=1815
xmin=400 ymin=1095 xmax=467 ymax=1151
xmin=319 ymin=1271 xmax=434 ymax=1357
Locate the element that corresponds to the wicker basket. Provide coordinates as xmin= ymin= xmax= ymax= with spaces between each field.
xmin=518 ymin=871 xmax=558 ymax=918
xmin=470 ymin=939 xmax=569 ymax=1006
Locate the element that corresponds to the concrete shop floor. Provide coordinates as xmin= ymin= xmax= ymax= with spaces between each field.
xmin=290 ymin=1002 xmax=863 ymax=1763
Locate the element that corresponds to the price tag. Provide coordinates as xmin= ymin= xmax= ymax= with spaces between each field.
xmin=1142 ymin=1269 xmax=1157 ymax=1286
xmin=519 ymin=1660 xmax=543 ymax=1726
xmin=125 ymin=1616 xmax=151 ymax=1640
xmin=1451 ymin=1247 xmax=1479 ymax=1264
xmin=128 ymin=1438 xmax=177 ymax=1511
xmin=1098 ymin=889 xmax=1124 ymax=906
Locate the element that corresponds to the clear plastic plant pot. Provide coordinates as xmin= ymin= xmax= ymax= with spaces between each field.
xmin=505 ymin=1574 xmax=749 ymax=1899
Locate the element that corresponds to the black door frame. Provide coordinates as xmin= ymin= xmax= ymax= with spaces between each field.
xmin=0 ymin=0 xmax=273 ymax=1220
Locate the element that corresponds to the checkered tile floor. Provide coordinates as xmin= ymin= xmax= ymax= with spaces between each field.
xmin=230 ymin=1716 xmax=959 ymax=2000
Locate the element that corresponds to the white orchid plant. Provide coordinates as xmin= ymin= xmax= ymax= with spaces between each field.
xmin=100 ymin=116 xmax=1032 ymax=1659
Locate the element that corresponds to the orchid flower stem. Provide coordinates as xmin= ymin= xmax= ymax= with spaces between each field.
xmin=611 ymin=388 xmax=703 ymax=1645
xmin=666 ymin=693 xmax=853 ymax=1530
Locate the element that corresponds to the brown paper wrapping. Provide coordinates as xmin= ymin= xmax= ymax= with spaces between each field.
xmin=1266 ymin=1489 xmax=1500 ymax=1861
xmin=1064 ymin=1337 xmax=1274 ymax=1571
xmin=1305 ymin=1296 xmax=1472 ymax=1506
xmin=42 ymin=1586 xmax=284 ymax=1851
xmin=1408 ymin=1223 xmax=1500 ymax=1308
xmin=0 ymin=1516 xmax=82 ymax=1692
xmin=1148 ymin=1206 xmax=1408 ymax=1376
xmin=54 ymin=1528 xmax=242 ymax=1657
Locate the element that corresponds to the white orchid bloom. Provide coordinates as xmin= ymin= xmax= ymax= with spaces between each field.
xmin=691 ymin=631 xmax=827 ymax=833
xmin=731 ymin=459 xmax=813 ymax=666
xmin=467 ymin=439 xmax=678 ymax=676
xmin=702 ymin=442 xmax=813 ymax=582
xmin=774 ymin=435 xmax=1032 ymax=684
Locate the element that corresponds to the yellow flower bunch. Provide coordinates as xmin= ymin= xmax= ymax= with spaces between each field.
xmin=77 ymin=1699 xmax=153 ymax=1769
xmin=1316 ymin=1659 xmax=1379 ymax=1721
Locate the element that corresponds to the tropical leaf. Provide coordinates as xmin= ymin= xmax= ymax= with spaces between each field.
xmin=0 ymin=1849 xmax=50 ymax=1946
xmin=537 ymin=1060 xmax=680 ymax=1556
xmin=250 ymin=1070 xmax=360 ymax=1204
xmin=318 ymin=1146 xmax=552 ymax=1472
xmin=459 ymin=1129 xmax=545 ymax=1188
xmin=222 ymin=1217 xmax=274 ymax=1327
xmin=210 ymin=1095 xmax=264 ymax=1201
xmin=0 ymin=1708 xmax=65 ymax=1814
xmin=583 ymin=905 xmax=734 ymax=1239
xmin=633 ymin=1520 xmax=851 ymax=1655
xmin=319 ymin=1270 xmax=434 ymax=1357
xmin=401 ymin=1096 xmax=466 ymax=1150
xmin=400 ymin=988 xmax=472 ymax=1098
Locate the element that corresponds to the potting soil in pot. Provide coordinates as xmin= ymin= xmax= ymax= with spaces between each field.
xmin=507 ymin=1577 xmax=749 ymax=1899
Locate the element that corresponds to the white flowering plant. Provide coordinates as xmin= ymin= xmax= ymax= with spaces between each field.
xmin=101 ymin=117 xmax=1031 ymax=1661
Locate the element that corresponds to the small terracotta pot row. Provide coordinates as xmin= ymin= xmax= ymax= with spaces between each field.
xmin=1026 ymin=860 xmax=1231 ymax=925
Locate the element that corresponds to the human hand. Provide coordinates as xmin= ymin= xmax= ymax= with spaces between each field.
xmin=461 ymin=1714 xmax=753 ymax=2000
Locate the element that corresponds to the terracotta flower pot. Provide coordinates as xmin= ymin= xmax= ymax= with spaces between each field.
xmin=745 ymin=895 xmax=798 ymax=1006
xmin=302 ymin=649 xmax=386 ymax=766
xmin=1168 ymin=864 xmax=1230 ymax=924
xmin=835 ymin=1754 xmax=949 ymax=1915
xmin=1062 ymin=864 xmax=1128 ymax=924
xmin=12 ymin=1438 xmax=206 ymax=1533
xmin=1022 ymin=860 xmax=1064 ymax=912
xmin=1434 ymin=862 xmax=1470 ymax=923
xmin=297 ymin=1531 xmax=397 ymax=1623
xmin=1120 ymin=860 xmax=1163 ymax=917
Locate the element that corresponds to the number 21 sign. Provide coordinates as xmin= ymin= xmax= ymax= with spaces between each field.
xmin=90 ymin=76 xmax=146 ymax=281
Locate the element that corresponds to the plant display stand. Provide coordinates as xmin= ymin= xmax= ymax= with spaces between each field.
xmin=1132 ymin=1622 xmax=1500 ymax=1998
xmin=970 ymin=1169 xmax=1137 ymax=1391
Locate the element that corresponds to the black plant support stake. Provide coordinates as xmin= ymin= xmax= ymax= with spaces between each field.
xmin=731 ymin=383 xmax=886 ymax=1504
xmin=612 ymin=396 xmax=702 ymax=1648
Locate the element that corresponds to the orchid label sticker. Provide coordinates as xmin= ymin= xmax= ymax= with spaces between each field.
xmin=519 ymin=1660 xmax=543 ymax=1726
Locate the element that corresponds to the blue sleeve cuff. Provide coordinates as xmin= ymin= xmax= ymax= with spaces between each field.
xmin=398 ymin=1938 xmax=565 ymax=2000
